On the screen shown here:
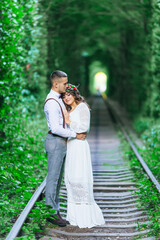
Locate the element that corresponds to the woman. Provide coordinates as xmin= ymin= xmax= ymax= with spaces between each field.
xmin=61 ymin=84 xmax=105 ymax=228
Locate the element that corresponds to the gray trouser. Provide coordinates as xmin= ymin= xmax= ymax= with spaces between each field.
xmin=45 ymin=133 xmax=67 ymax=210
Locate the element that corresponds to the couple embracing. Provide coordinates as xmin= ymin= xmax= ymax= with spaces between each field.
xmin=44 ymin=70 xmax=105 ymax=228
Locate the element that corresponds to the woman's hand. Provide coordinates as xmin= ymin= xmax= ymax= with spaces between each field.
xmin=64 ymin=109 xmax=71 ymax=125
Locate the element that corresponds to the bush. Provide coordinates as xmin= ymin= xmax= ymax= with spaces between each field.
xmin=0 ymin=116 xmax=49 ymax=239
xmin=140 ymin=124 xmax=160 ymax=181
xmin=129 ymin=151 xmax=160 ymax=239
xmin=120 ymin=121 xmax=160 ymax=238
xmin=133 ymin=117 xmax=154 ymax=135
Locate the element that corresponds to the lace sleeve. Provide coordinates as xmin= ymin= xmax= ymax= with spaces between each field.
xmin=70 ymin=103 xmax=90 ymax=133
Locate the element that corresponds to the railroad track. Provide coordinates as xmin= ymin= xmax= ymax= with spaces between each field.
xmin=6 ymin=96 xmax=158 ymax=240
xmin=40 ymin=96 xmax=155 ymax=240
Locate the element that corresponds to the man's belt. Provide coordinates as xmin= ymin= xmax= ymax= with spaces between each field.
xmin=48 ymin=131 xmax=67 ymax=140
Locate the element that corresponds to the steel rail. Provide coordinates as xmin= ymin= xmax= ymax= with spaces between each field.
xmin=5 ymin=94 xmax=160 ymax=240
xmin=102 ymin=95 xmax=160 ymax=194
xmin=4 ymin=95 xmax=95 ymax=240
xmin=5 ymin=178 xmax=46 ymax=240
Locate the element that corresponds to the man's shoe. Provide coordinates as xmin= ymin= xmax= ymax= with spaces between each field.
xmin=57 ymin=212 xmax=68 ymax=224
xmin=47 ymin=214 xmax=66 ymax=227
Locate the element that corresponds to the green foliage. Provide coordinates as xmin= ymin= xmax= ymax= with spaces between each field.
xmin=129 ymin=153 xmax=160 ymax=238
xmin=133 ymin=117 xmax=154 ymax=134
xmin=0 ymin=0 xmax=49 ymax=238
xmin=1 ymin=0 xmax=160 ymax=238
xmin=120 ymin=129 xmax=160 ymax=238
xmin=133 ymin=119 xmax=160 ymax=181
xmin=0 ymin=117 xmax=48 ymax=238
xmin=40 ymin=0 xmax=160 ymax=118
xmin=0 ymin=0 xmax=48 ymax=140
xmin=140 ymin=124 xmax=160 ymax=181
xmin=18 ymin=200 xmax=52 ymax=239
xmin=149 ymin=0 xmax=160 ymax=118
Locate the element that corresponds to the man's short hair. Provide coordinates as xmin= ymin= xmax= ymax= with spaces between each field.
xmin=50 ymin=70 xmax=67 ymax=85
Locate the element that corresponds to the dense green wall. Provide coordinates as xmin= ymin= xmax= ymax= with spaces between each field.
xmin=1 ymin=1 xmax=160 ymax=238
xmin=1 ymin=0 xmax=160 ymax=145
xmin=149 ymin=0 xmax=160 ymax=118
xmin=42 ymin=0 xmax=159 ymax=118
xmin=0 ymin=0 xmax=48 ymax=143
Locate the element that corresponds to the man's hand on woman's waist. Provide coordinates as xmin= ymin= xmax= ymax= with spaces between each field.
xmin=76 ymin=132 xmax=87 ymax=140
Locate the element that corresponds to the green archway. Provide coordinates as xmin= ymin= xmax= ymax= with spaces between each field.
xmin=89 ymin=61 xmax=108 ymax=94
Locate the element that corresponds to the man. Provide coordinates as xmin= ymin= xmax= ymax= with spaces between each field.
xmin=44 ymin=70 xmax=86 ymax=227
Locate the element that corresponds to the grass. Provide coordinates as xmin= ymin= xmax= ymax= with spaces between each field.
xmin=0 ymin=115 xmax=51 ymax=239
xmin=119 ymin=126 xmax=160 ymax=239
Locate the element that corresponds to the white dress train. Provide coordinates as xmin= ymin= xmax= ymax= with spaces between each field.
xmin=64 ymin=102 xmax=105 ymax=228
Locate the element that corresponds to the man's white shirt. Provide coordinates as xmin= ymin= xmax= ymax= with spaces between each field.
xmin=44 ymin=89 xmax=76 ymax=138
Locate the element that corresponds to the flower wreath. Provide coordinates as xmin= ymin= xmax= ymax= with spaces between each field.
xmin=66 ymin=83 xmax=79 ymax=92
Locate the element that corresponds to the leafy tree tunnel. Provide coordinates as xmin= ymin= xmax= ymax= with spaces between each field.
xmin=41 ymin=0 xmax=160 ymax=118
xmin=1 ymin=0 xmax=160 ymax=123
xmin=1 ymin=1 xmax=160 ymax=238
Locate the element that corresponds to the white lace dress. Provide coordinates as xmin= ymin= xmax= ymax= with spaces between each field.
xmin=64 ymin=102 xmax=105 ymax=228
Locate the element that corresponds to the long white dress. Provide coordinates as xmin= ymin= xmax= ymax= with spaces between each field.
xmin=64 ymin=102 xmax=105 ymax=228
